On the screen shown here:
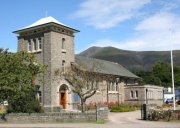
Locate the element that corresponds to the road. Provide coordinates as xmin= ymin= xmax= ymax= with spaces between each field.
xmin=0 ymin=111 xmax=179 ymax=128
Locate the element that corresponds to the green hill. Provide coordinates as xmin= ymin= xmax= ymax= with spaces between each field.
xmin=79 ymin=46 xmax=180 ymax=71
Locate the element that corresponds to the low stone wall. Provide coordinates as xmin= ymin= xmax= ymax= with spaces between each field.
xmin=0 ymin=113 xmax=96 ymax=123
xmin=96 ymin=105 xmax=108 ymax=122
xmin=173 ymin=110 xmax=180 ymax=120
xmin=0 ymin=105 xmax=108 ymax=123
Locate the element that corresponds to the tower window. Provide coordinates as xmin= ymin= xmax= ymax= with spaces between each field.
xmin=28 ymin=40 xmax=32 ymax=51
xmin=33 ymin=39 xmax=37 ymax=50
xmin=62 ymin=60 xmax=65 ymax=71
xmin=62 ymin=38 xmax=65 ymax=49
xmin=38 ymin=38 xmax=42 ymax=50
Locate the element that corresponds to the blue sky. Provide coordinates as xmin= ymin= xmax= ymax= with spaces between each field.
xmin=1 ymin=0 xmax=180 ymax=53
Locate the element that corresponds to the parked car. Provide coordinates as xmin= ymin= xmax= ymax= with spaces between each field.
xmin=166 ymin=99 xmax=173 ymax=104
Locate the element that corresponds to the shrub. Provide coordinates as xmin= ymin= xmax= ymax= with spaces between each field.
xmin=85 ymin=101 xmax=141 ymax=111
xmin=157 ymin=104 xmax=163 ymax=109
xmin=7 ymin=94 xmax=43 ymax=113
xmin=162 ymin=103 xmax=178 ymax=108
xmin=110 ymin=106 xmax=136 ymax=112
xmin=148 ymin=110 xmax=174 ymax=121
xmin=0 ymin=106 xmax=6 ymax=114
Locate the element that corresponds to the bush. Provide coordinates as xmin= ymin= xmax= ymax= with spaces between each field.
xmin=157 ymin=104 xmax=163 ymax=109
xmin=110 ymin=106 xmax=136 ymax=112
xmin=7 ymin=94 xmax=43 ymax=113
xmin=0 ymin=106 xmax=6 ymax=114
xmin=148 ymin=110 xmax=174 ymax=121
xmin=85 ymin=101 xmax=141 ymax=111
xmin=162 ymin=103 xmax=178 ymax=108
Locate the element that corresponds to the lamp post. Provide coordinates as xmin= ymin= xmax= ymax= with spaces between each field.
xmin=169 ymin=29 xmax=176 ymax=110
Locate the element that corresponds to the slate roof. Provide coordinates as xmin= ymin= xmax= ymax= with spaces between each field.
xmin=13 ymin=16 xmax=79 ymax=33
xmin=75 ymin=55 xmax=140 ymax=79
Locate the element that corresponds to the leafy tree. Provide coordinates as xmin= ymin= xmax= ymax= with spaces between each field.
xmin=133 ymin=61 xmax=180 ymax=87
xmin=174 ymin=66 xmax=180 ymax=86
xmin=0 ymin=48 xmax=46 ymax=113
xmin=152 ymin=62 xmax=171 ymax=87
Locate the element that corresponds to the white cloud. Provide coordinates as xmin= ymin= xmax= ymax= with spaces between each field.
xmin=135 ymin=12 xmax=180 ymax=31
xmin=74 ymin=0 xmax=151 ymax=29
xmin=90 ymin=12 xmax=180 ymax=51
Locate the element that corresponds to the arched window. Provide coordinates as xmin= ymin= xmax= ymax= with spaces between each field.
xmin=28 ymin=40 xmax=32 ymax=51
xmin=38 ymin=38 xmax=42 ymax=50
xmin=130 ymin=91 xmax=133 ymax=98
xmin=135 ymin=90 xmax=138 ymax=98
xmin=62 ymin=60 xmax=65 ymax=71
xmin=62 ymin=38 xmax=65 ymax=49
xmin=33 ymin=39 xmax=37 ymax=50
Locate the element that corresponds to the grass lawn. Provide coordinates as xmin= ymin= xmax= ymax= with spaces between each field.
xmin=170 ymin=120 xmax=180 ymax=123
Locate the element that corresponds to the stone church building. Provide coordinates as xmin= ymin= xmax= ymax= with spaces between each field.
xmin=13 ymin=16 xmax=164 ymax=112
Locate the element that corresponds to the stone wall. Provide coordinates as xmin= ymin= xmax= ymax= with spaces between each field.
xmin=96 ymin=105 xmax=108 ymax=122
xmin=0 ymin=105 xmax=108 ymax=123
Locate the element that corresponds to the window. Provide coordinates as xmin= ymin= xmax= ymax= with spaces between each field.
xmin=135 ymin=90 xmax=138 ymax=98
xmin=62 ymin=38 xmax=65 ymax=49
xmin=38 ymin=38 xmax=42 ymax=50
xmin=37 ymin=91 xmax=42 ymax=103
xmin=115 ymin=82 xmax=118 ymax=91
xmin=28 ymin=40 xmax=32 ymax=51
xmin=108 ymin=82 xmax=111 ymax=91
xmin=62 ymin=60 xmax=65 ymax=71
xmin=96 ymin=81 xmax=99 ymax=90
xmin=112 ymin=82 xmax=114 ymax=91
xmin=125 ymin=79 xmax=128 ymax=85
xmin=87 ymin=83 xmax=90 ymax=90
xmin=130 ymin=91 xmax=133 ymax=98
xmin=33 ymin=39 xmax=37 ymax=50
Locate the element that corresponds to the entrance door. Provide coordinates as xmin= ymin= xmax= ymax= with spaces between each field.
xmin=59 ymin=92 xmax=66 ymax=109
xmin=59 ymin=84 xmax=68 ymax=109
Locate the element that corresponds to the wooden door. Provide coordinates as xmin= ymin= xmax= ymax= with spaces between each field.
xmin=59 ymin=92 xmax=66 ymax=109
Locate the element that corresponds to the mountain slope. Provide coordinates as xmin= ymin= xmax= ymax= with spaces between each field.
xmin=79 ymin=46 xmax=180 ymax=71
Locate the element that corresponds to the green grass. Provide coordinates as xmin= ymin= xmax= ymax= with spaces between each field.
xmin=110 ymin=107 xmax=136 ymax=112
xmin=170 ymin=120 xmax=180 ymax=123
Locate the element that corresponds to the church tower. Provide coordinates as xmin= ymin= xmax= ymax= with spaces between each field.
xmin=13 ymin=16 xmax=79 ymax=111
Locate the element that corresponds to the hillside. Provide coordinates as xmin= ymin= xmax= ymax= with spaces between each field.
xmin=79 ymin=46 xmax=180 ymax=71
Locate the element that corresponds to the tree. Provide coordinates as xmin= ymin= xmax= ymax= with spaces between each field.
xmin=133 ymin=61 xmax=180 ymax=87
xmin=152 ymin=62 xmax=171 ymax=87
xmin=54 ymin=63 xmax=105 ymax=113
xmin=0 ymin=48 xmax=46 ymax=113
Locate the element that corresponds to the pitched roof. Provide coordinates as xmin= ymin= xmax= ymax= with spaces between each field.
xmin=75 ymin=55 xmax=140 ymax=79
xmin=13 ymin=16 xmax=79 ymax=33
xmin=22 ymin=16 xmax=65 ymax=29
